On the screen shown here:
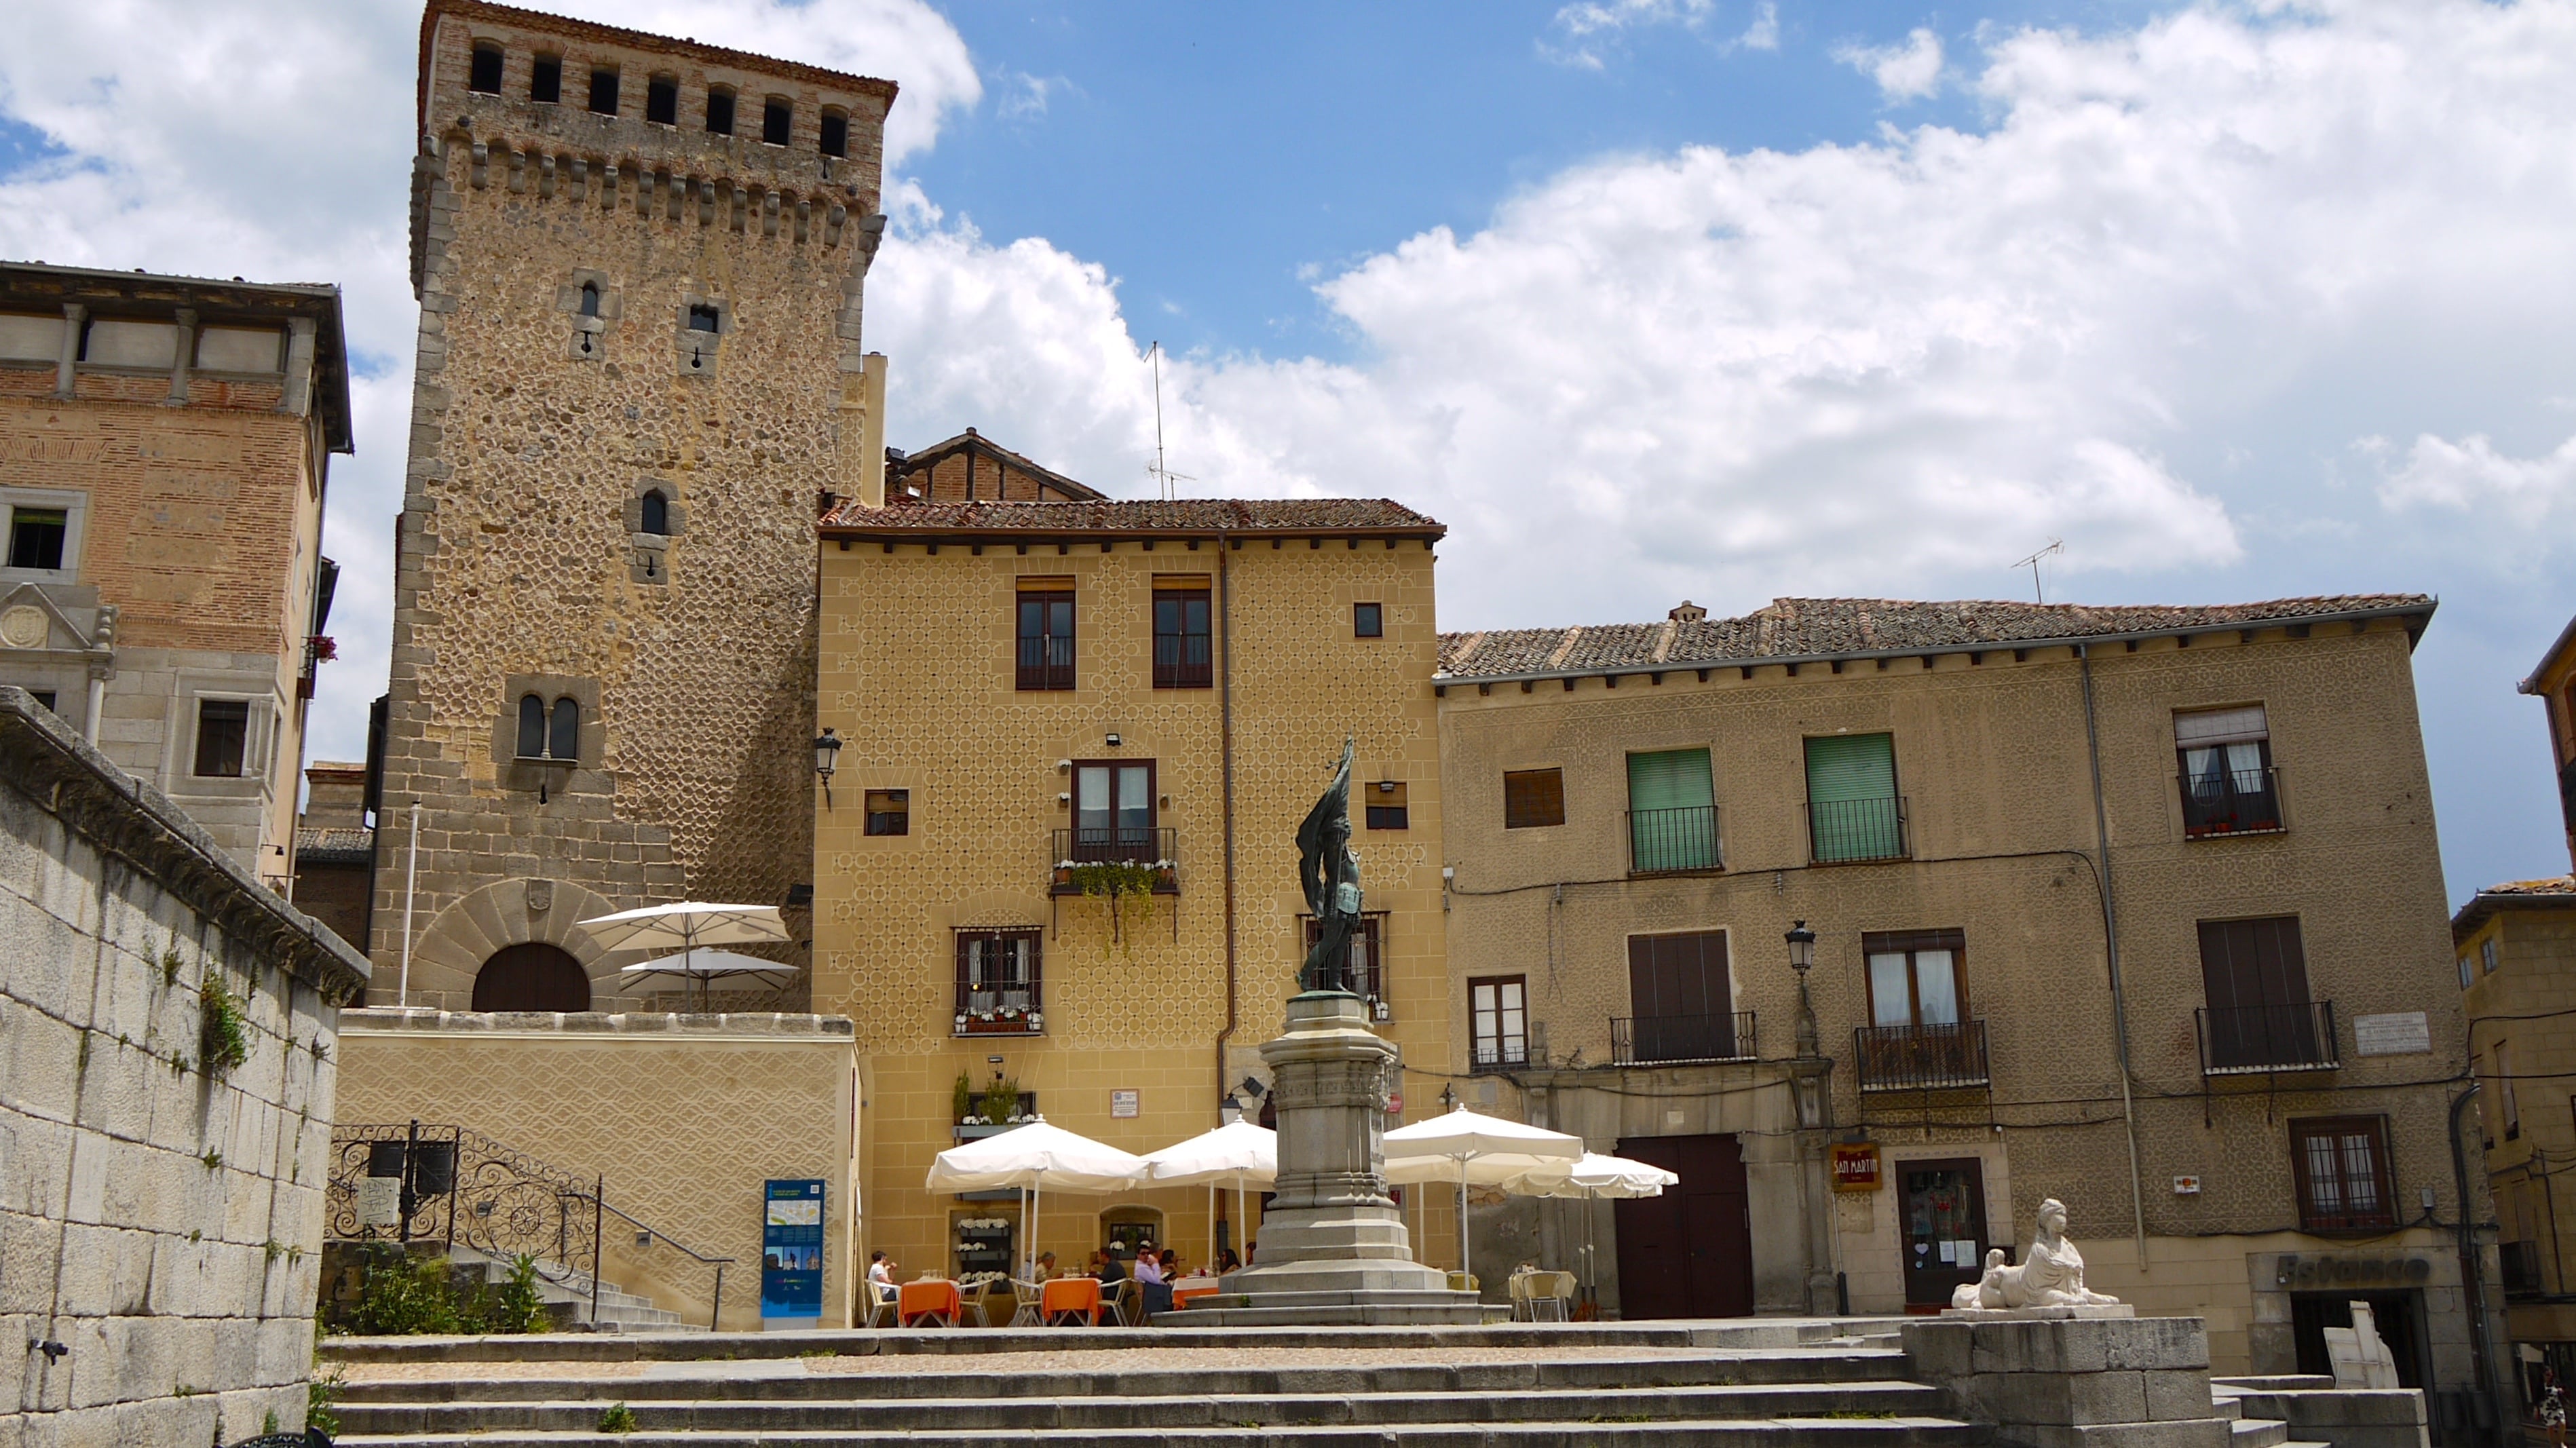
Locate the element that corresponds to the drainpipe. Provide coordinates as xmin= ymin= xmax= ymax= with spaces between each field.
xmin=2077 ymin=644 xmax=2149 ymax=1268
xmin=1213 ymin=533 xmax=1240 ymax=1124
xmin=2452 ymin=1083 xmax=2503 ymax=1443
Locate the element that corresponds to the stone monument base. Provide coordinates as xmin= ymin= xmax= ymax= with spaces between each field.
xmin=1939 ymin=1304 xmax=2138 ymax=1320
xmin=1903 ymin=1313 xmax=2229 ymax=1448
xmin=1177 ymin=993 xmax=1481 ymax=1327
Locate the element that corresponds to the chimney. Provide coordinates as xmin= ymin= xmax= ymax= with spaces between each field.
xmin=1669 ymin=601 xmax=1708 ymax=622
xmin=856 ymin=352 xmax=888 ymax=508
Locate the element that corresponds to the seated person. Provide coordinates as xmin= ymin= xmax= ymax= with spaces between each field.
xmin=867 ymin=1251 xmax=895 ymax=1287
xmin=1032 ymin=1251 xmax=1058 ymax=1282
xmin=1217 ymin=1248 xmax=1242 ymax=1274
xmin=1093 ymin=1248 xmax=1127 ymax=1284
xmin=1135 ymin=1246 xmax=1173 ymax=1317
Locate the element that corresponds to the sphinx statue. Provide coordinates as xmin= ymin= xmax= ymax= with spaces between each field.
xmin=1950 ymin=1198 xmax=2123 ymax=1311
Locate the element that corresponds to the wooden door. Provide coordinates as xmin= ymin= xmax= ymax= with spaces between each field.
xmin=1897 ymin=1158 xmax=1990 ymax=1307
xmin=1612 ymin=1134 xmax=1754 ymax=1318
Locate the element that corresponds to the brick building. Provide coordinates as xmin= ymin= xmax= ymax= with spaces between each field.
xmin=2457 ymin=613 xmax=2576 ymax=1392
xmin=0 ymin=263 xmax=353 ymax=890
xmin=369 ymin=0 xmax=895 ymax=1008
xmin=812 ymin=497 xmax=1454 ymax=1286
xmin=884 ymin=428 xmax=1105 ymax=505
xmin=1436 ymin=594 xmax=2499 ymax=1398
xmin=292 ymin=759 xmax=375 ymax=953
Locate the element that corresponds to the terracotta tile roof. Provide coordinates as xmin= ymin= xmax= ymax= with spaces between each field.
xmin=2452 ymin=876 xmax=2576 ymax=940
xmin=295 ymin=826 xmax=375 ymax=866
xmin=1438 ymin=594 xmax=2436 ymax=680
xmin=818 ymin=497 xmax=1444 ymax=537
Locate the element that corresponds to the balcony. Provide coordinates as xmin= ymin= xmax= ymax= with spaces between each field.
xmin=1613 ymin=1012 xmax=1756 ymax=1065
xmin=1628 ymin=805 xmax=1721 ymax=875
xmin=2180 ymin=765 xmax=2285 ymax=839
xmin=2196 ymin=1001 xmax=2338 ymax=1075
xmin=1806 ymin=796 xmax=1909 ymax=864
xmin=1049 ymin=828 xmax=1179 ymax=894
xmin=1854 ymin=1020 xmax=1988 ymax=1090
xmin=953 ymin=994 xmax=1041 ymax=1036
xmin=1154 ymin=634 xmax=1213 ymax=689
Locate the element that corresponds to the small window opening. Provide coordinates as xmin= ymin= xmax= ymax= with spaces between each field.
xmin=468 ymin=44 xmax=505 ymax=95
xmin=763 ymin=98 xmax=792 ymax=146
xmin=645 ymin=75 xmax=679 ymax=126
xmin=516 ymin=693 xmax=547 ymax=759
xmin=193 ymin=700 xmax=249 ymax=779
xmin=1366 ymin=781 xmax=1409 ymax=831
xmin=588 ymin=67 xmax=619 ymax=115
xmin=26 ymin=691 xmax=54 ymax=714
xmin=865 ymin=789 xmax=910 ymax=837
xmin=640 ymin=489 xmax=669 ymax=535
xmin=8 ymin=508 xmax=68 ymax=571
xmin=820 ymin=110 xmax=848 ymax=158
xmin=530 ymin=54 xmax=562 ymax=104
xmin=577 ymin=282 xmax=601 ymax=318
xmin=687 ymin=304 xmax=720 ymax=334
xmin=549 ymin=696 xmax=581 ymax=762
xmin=1354 ymin=602 xmax=1384 ymax=638
xmin=705 ymin=87 xmax=735 ymax=135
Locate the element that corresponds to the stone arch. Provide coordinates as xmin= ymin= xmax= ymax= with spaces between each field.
xmin=402 ymin=876 xmax=620 ymax=1011
xmin=472 ymin=941 xmax=590 ymax=1011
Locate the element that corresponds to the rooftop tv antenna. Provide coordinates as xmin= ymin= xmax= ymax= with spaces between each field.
xmin=1145 ymin=341 xmax=1194 ymax=501
xmin=2013 ymin=539 xmax=2064 ymax=604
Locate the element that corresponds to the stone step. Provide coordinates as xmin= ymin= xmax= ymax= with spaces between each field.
xmin=335 ymin=1350 xmax=1906 ymax=1405
xmin=2229 ymin=1413 xmax=2290 ymax=1448
xmin=333 ymin=1417 xmax=1984 ymax=1448
xmin=2213 ymin=1376 xmax=2336 ymax=1394
xmin=335 ymin=1380 xmax=1949 ymax=1436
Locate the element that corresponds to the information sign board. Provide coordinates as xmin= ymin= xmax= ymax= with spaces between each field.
xmin=761 ymin=1179 xmax=825 ymax=1321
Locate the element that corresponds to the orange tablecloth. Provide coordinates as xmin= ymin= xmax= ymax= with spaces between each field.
xmin=1171 ymin=1283 xmax=1220 ymax=1309
xmin=1041 ymin=1277 xmax=1101 ymax=1325
xmin=899 ymin=1279 xmax=962 ymax=1326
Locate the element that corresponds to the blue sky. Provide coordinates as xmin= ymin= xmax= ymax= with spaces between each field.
xmin=1 ymin=0 xmax=2571 ymax=910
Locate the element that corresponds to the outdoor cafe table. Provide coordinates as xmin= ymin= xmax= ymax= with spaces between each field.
xmin=1041 ymin=1276 xmax=1102 ymax=1326
xmin=1171 ymin=1281 xmax=1221 ymax=1310
xmin=899 ymin=1278 xmax=963 ymax=1327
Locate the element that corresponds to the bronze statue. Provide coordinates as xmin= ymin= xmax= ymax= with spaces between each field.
xmin=1295 ymin=738 xmax=1365 ymax=995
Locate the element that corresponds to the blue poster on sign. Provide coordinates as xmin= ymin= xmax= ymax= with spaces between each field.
xmin=761 ymin=1179 xmax=825 ymax=1320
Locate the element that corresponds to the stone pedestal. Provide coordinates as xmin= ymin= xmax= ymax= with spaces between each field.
xmin=1175 ymin=993 xmax=1481 ymax=1326
xmin=1903 ymin=1314 xmax=2230 ymax=1448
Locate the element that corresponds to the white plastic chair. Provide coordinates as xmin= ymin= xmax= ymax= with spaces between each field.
xmin=861 ymin=1279 xmax=898 ymax=1329
xmin=1010 ymin=1280 xmax=1044 ymax=1327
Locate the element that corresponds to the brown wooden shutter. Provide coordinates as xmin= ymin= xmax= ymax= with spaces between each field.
xmin=1504 ymin=768 xmax=1565 ymax=828
xmin=2197 ymin=917 xmax=2311 ymax=1012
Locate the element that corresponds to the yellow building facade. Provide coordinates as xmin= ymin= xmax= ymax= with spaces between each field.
xmin=814 ymin=497 xmax=1455 ymax=1286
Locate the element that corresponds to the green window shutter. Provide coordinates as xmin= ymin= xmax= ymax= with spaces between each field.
xmin=1627 ymin=748 xmax=1716 ymax=871
xmin=1804 ymin=734 xmax=1901 ymax=861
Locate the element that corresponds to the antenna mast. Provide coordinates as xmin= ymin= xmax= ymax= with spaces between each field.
xmin=2012 ymin=539 xmax=2065 ymax=604
xmin=1145 ymin=341 xmax=1194 ymax=501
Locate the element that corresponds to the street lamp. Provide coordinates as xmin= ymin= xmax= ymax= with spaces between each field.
xmin=1786 ymin=920 xmax=1819 ymax=1056
xmin=812 ymin=727 xmax=843 ymax=809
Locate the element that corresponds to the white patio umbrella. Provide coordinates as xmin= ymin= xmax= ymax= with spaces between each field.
xmin=575 ymin=902 xmax=793 ymax=1010
xmin=616 ymin=948 xmax=797 ymax=1003
xmin=926 ymin=1120 xmax=1148 ymax=1278
xmin=1142 ymin=1120 xmax=1276 ymax=1270
xmin=1381 ymin=1107 xmax=1582 ymax=1287
xmin=1502 ymin=1153 xmax=1678 ymax=1311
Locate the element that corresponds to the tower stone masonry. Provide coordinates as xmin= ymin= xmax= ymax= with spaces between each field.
xmin=374 ymin=0 xmax=896 ymax=1008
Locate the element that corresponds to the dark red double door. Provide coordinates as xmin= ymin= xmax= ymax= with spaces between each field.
xmin=1612 ymin=1134 xmax=1755 ymax=1318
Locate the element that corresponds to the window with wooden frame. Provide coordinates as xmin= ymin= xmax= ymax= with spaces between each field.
xmin=2289 ymin=1116 xmax=2395 ymax=1232
xmin=1365 ymin=780 xmax=1408 ymax=831
xmin=1071 ymin=760 xmax=1156 ymax=860
xmin=954 ymin=929 xmax=1042 ymax=1035
xmin=1863 ymin=929 xmax=1966 ymax=1028
xmin=1503 ymin=767 xmax=1565 ymax=828
xmin=1470 ymin=975 xmax=1528 ymax=1070
xmin=1016 ymin=579 xmax=1076 ymax=690
xmin=192 ymin=699 xmax=249 ymax=778
xmin=1152 ymin=578 xmax=1212 ymax=689
xmin=1302 ymin=911 xmax=1387 ymax=1005
xmin=1353 ymin=602 xmax=1384 ymax=638
xmin=2176 ymin=705 xmax=2283 ymax=837
xmin=2196 ymin=916 xmax=2328 ymax=1071
xmin=863 ymin=788 xmax=909 ymax=837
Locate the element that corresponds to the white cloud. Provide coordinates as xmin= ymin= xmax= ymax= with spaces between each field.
xmin=1542 ymin=0 xmax=1714 ymax=69
xmin=1737 ymin=3 xmax=1781 ymax=52
xmin=2374 ymin=432 xmax=2576 ymax=526
xmin=1835 ymin=26 xmax=1945 ymax=101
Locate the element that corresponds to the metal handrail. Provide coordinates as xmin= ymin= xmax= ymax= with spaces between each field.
xmin=1051 ymin=826 xmax=1178 ymax=869
xmin=2195 ymin=1000 xmax=2338 ymax=1075
xmin=2179 ymin=765 xmax=2285 ymax=837
xmin=1853 ymin=1019 xmax=1988 ymax=1090
xmin=563 ymin=1185 xmax=736 ymax=1330
xmin=1806 ymin=796 xmax=1909 ymax=863
xmin=1612 ymin=1012 xmax=1756 ymax=1065
xmin=1627 ymin=805 xmax=1721 ymax=874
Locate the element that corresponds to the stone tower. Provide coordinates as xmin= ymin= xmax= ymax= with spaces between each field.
xmin=373 ymin=0 xmax=895 ymax=1008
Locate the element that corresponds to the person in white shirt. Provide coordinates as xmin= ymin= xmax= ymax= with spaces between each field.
xmin=867 ymin=1251 xmax=895 ymax=1287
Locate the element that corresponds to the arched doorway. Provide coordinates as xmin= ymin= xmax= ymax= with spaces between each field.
xmin=472 ymin=942 xmax=592 ymax=1012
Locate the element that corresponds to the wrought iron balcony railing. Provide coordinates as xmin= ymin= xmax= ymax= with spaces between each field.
xmin=2196 ymin=1000 xmax=2338 ymax=1075
xmin=1806 ymin=796 xmax=1909 ymax=864
xmin=2180 ymin=765 xmax=2285 ymax=838
xmin=1154 ymin=634 xmax=1213 ymax=689
xmin=1628 ymin=805 xmax=1721 ymax=874
xmin=1049 ymin=828 xmax=1179 ymax=895
xmin=1613 ymin=1011 xmax=1756 ymax=1065
xmin=1854 ymin=1019 xmax=1989 ymax=1090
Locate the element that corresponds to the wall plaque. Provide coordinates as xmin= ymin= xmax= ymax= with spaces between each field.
xmin=2353 ymin=1012 xmax=2432 ymax=1056
xmin=1111 ymin=1088 xmax=1139 ymax=1119
xmin=1831 ymin=1141 xmax=1882 ymax=1192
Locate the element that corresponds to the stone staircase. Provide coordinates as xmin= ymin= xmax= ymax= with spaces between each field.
xmin=322 ymin=1318 xmax=1983 ymax=1446
xmin=446 ymin=1244 xmax=705 ymax=1334
xmin=2214 ymin=1375 xmax=2431 ymax=1448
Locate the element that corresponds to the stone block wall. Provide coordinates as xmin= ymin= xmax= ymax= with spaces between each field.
xmin=0 ymin=687 xmax=368 ymax=1444
xmin=1903 ymin=1315 xmax=2229 ymax=1448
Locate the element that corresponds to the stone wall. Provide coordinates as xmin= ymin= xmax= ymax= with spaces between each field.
xmin=333 ymin=1008 xmax=857 ymax=1331
xmin=371 ymin=1 xmax=895 ymax=1004
xmin=0 ymin=687 xmax=368 ymax=1444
